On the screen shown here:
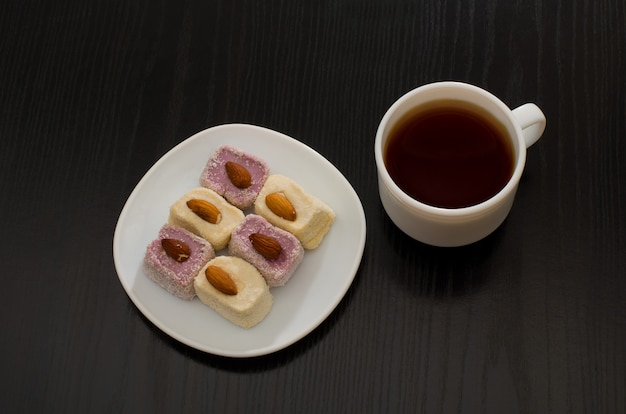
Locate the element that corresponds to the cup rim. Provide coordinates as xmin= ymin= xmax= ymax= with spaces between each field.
xmin=374 ymin=81 xmax=527 ymax=217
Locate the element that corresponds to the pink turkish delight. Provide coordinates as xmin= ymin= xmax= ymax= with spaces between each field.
xmin=143 ymin=224 xmax=215 ymax=300
xmin=200 ymin=145 xmax=269 ymax=209
xmin=228 ymin=214 xmax=304 ymax=287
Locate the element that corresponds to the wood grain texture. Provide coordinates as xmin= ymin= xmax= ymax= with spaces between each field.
xmin=0 ymin=0 xmax=624 ymax=412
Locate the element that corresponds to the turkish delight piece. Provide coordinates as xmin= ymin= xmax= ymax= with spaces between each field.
xmin=228 ymin=214 xmax=304 ymax=287
xmin=143 ymin=224 xmax=215 ymax=300
xmin=194 ymin=256 xmax=273 ymax=329
xmin=254 ymin=174 xmax=335 ymax=249
xmin=168 ymin=187 xmax=244 ymax=250
xmin=200 ymin=145 xmax=269 ymax=209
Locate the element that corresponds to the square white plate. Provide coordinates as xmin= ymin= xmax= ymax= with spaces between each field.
xmin=113 ymin=124 xmax=366 ymax=357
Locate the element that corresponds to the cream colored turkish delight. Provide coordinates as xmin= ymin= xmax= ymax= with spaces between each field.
xmin=254 ymin=175 xmax=335 ymax=249
xmin=169 ymin=187 xmax=244 ymax=250
xmin=194 ymin=256 xmax=272 ymax=329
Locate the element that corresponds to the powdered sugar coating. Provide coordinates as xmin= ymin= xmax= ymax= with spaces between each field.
xmin=200 ymin=145 xmax=269 ymax=209
xmin=228 ymin=214 xmax=304 ymax=287
xmin=143 ymin=224 xmax=215 ymax=300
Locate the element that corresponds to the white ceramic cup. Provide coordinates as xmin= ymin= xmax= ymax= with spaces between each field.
xmin=374 ymin=81 xmax=546 ymax=247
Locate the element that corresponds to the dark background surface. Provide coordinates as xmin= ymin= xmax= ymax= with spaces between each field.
xmin=1 ymin=0 xmax=625 ymax=412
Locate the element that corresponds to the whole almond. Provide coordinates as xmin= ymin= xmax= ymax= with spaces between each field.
xmin=161 ymin=238 xmax=191 ymax=262
xmin=205 ymin=265 xmax=238 ymax=295
xmin=186 ymin=199 xmax=221 ymax=224
xmin=265 ymin=192 xmax=297 ymax=221
xmin=249 ymin=233 xmax=282 ymax=260
xmin=225 ymin=161 xmax=252 ymax=189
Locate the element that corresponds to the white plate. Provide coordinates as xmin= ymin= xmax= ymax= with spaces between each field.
xmin=113 ymin=124 xmax=366 ymax=357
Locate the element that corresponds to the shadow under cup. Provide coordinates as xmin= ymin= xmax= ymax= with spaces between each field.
xmin=374 ymin=82 xmax=546 ymax=247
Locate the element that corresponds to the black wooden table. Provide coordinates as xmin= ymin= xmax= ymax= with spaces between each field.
xmin=2 ymin=0 xmax=624 ymax=412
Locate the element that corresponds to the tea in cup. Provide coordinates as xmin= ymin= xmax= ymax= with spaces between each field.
xmin=374 ymin=81 xmax=546 ymax=247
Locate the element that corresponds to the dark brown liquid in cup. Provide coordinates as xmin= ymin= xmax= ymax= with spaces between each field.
xmin=384 ymin=100 xmax=515 ymax=209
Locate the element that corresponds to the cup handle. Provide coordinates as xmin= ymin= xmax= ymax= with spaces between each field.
xmin=512 ymin=103 xmax=546 ymax=148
